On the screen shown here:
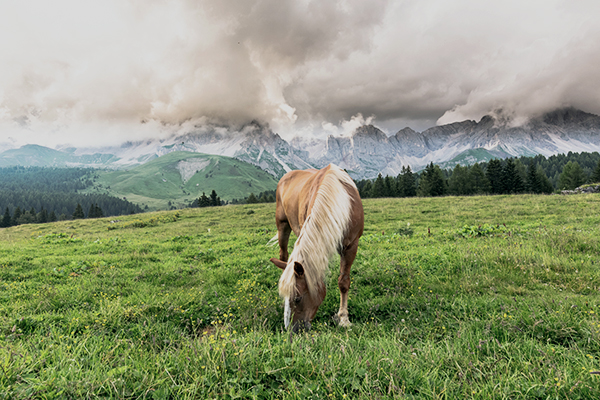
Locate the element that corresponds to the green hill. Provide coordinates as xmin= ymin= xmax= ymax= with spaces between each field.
xmin=87 ymin=151 xmax=278 ymax=210
xmin=0 ymin=144 xmax=119 ymax=167
xmin=438 ymin=147 xmax=511 ymax=170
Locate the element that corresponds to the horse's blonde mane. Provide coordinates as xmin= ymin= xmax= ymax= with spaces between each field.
xmin=279 ymin=165 xmax=356 ymax=300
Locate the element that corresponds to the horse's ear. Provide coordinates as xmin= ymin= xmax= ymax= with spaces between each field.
xmin=270 ymin=258 xmax=287 ymax=270
xmin=294 ymin=261 xmax=305 ymax=277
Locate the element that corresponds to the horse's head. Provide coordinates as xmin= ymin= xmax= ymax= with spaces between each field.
xmin=270 ymin=258 xmax=326 ymax=333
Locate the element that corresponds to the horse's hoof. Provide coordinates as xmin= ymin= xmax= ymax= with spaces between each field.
xmin=333 ymin=314 xmax=352 ymax=327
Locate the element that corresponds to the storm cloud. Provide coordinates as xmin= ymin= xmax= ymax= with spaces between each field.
xmin=1 ymin=0 xmax=599 ymax=147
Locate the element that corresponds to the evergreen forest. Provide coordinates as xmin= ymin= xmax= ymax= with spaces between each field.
xmin=356 ymin=151 xmax=600 ymax=198
xmin=0 ymin=166 xmax=143 ymax=227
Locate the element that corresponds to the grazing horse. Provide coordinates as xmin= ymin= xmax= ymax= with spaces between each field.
xmin=269 ymin=164 xmax=364 ymax=332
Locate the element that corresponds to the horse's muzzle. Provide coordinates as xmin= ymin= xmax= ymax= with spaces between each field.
xmin=292 ymin=320 xmax=311 ymax=333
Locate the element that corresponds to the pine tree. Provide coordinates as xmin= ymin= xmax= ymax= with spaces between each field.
xmin=49 ymin=210 xmax=57 ymax=222
xmin=448 ymin=164 xmax=472 ymax=195
xmin=486 ymin=159 xmax=503 ymax=194
xmin=591 ymin=159 xmax=600 ymax=183
xmin=210 ymin=190 xmax=219 ymax=206
xmin=371 ymin=173 xmax=386 ymax=198
xmin=73 ymin=203 xmax=85 ymax=219
xmin=558 ymin=161 xmax=586 ymax=190
xmin=13 ymin=207 xmax=22 ymax=225
xmin=429 ymin=164 xmax=447 ymax=196
xmin=384 ymin=175 xmax=396 ymax=197
xmin=400 ymin=165 xmax=417 ymax=197
xmin=526 ymin=162 xmax=539 ymax=193
xmin=360 ymin=180 xmax=373 ymax=198
xmin=536 ymin=165 xmax=554 ymax=194
xmin=1 ymin=207 xmax=10 ymax=228
xmin=246 ymin=193 xmax=258 ymax=204
xmin=418 ymin=162 xmax=447 ymax=197
xmin=38 ymin=208 xmax=48 ymax=223
xmin=501 ymin=158 xmax=524 ymax=194
xmin=469 ymin=163 xmax=491 ymax=194
xmin=198 ymin=192 xmax=211 ymax=207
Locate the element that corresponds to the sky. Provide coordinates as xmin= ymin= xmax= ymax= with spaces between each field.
xmin=1 ymin=0 xmax=600 ymax=148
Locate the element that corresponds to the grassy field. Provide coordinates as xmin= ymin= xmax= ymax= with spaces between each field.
xmin=84 ymin=152 xmax=278 ymax=210
xmin=1 ymin=194 xmax=600 ymax=399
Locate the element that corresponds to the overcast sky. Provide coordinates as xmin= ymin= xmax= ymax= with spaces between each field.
xmin=1 ymin=0 xmax=599 ymax=148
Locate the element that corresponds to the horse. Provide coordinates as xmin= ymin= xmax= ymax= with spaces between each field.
xmin=269 ymin=164 xmax=364 ymax=332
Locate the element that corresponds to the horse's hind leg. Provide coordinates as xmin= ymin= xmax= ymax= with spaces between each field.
xmin=334 ymin=239 xmax=358 ymax=327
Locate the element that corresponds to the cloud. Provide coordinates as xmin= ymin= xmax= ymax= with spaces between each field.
xmin=1 ymin=0 xmax=599 ymax=146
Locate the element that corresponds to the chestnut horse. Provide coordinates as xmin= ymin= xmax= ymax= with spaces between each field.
xmin=269 ymin=164 xmax=364 ymax=332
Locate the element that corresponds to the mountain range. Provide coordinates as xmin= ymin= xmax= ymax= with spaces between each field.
xmin=2 ymin=108 xmax=600 ymax=180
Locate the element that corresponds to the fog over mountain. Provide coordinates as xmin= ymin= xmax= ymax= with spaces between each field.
xmin=1 ymin=0 xmax=600 ymax=150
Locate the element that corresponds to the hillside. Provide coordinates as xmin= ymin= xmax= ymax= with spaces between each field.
xmin=85 ymin=151 xmax=278 ymax=210
xmin=1 ymin=195 xmax=600 ymax=398
xmin=0 ymin=144 xmax=119 ymax=167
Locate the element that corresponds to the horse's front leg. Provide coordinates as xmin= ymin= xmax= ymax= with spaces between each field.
xmin=334 ymin=240 xmax=358 ymax=327
xmin=277 ymin=220 xmax=292 ymax=262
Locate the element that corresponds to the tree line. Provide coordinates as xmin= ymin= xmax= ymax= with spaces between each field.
xmin=190 ymin=189 xmax=277 ymax=207
xmin=0 ymin=166 xmax=143 ymax=228
xmin=190 ymin=190 xmax=222 ymax=208
xmin=356 ymin=151 xmax=600 ymax=198
xmin=0 ymin=202 xmax=112 ymax=228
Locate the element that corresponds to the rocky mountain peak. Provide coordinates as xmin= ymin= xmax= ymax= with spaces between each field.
xmin=352 ymin=125 xmax=387 ymax=141
xmin=541 ymin=107 xmax=600 ymax=128
xmin=395 ymin=127 xmax=418 ymax=136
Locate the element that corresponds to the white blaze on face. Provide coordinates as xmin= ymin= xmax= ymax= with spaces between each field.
xmin=284 ymin=297 xmax=291 ymax=329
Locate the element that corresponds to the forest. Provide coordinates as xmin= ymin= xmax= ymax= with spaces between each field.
xmin=2 ymin=152 xmax=600 ymax=225
xmin=0 ymin=166 xmax=142 ymax=227
xmin=356 ymin=151 xmax=600 ymax=198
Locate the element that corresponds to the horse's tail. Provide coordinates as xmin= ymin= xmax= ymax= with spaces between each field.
xmin=267 ymin=233 xmax=279 ymax=247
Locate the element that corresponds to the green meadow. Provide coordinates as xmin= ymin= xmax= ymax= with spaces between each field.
xmin=85 ymin=152 xmax=278 ymax=210
xmin=1 ymin=194 xmax=600 ymax=399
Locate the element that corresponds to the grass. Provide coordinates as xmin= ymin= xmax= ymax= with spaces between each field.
xmin=1 ymin=194 xmax=600 ymax=398
xmin=83 ymin=152 xmax=278 ymax=210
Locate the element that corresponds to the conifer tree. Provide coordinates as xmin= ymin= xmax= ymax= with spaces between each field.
xmin=486 ymin=159 xmax=503 ymax=194
xmin=418 ymin=162 xmax=447 ymax=197
xmin=469 ymin=163 xmax=490 ymax=194
xmin=198 ymin=192 xmax=211 ymax=207
xmin=448 ymin=164 xmax=472 ymax=195
xmin=360 ymin=180 xmax=373 ymax=198
xmin=246 ymin=193 xmax=258 ymax=204
xmin=384 ymin=175 xmax=396 ymax=197
xmin=591 ymin=159 xmax=600 ymax=183
xmin=536 ymin=165 xmax=554 ymax=194
xmin=501 ymin=158 xmax=524 ymax=194
xmin=73 ymin=203 xmax=85 ymax=219
xmin=558 ymin=161 xmax=586 ymax=190
xmin=1 ymin=207 xmax=10 ymax=228
xmin=38 ymin=208 xmax=48 ymax=223
xmin=400 ymin=165 xmax=416 ymax=197
xmin=210 ymin=190 xmax=219 ymax=206
xmin=49 ymin=210 xmax=57 ymax=223
xmin=371 ymin=173 xmax=386 ymax=198
xmin=13 ymin=207 xmax=22 ymax=225
xmin=526 ymin=162 xmax=539 ymax=193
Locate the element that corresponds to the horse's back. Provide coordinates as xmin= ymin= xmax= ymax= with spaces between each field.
xmin=276 ymin=165 xmax=363 ymax=241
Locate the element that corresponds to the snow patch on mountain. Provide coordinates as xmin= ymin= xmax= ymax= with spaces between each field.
xmin=177 ymin=158 xmax=210 ymax=183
